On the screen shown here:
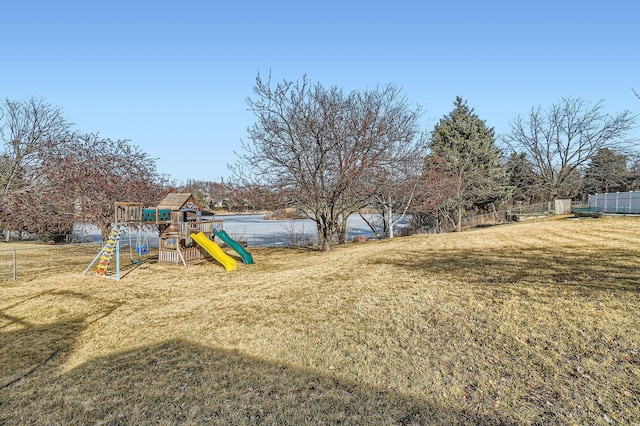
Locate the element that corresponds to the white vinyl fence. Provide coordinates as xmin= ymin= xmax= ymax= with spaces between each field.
xmin=588 ymin=192 xmax=640 ymax=214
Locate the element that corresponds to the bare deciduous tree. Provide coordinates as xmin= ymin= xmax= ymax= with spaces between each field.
xmin=235 ymin=74 xmax=422 ymax=250
xmin=46 ymin=133 xmax=170 ymax=237
xmin=505 ymin=97 xmax=636 ymax=200
xmin=0 ymin=97 xmax=74 ymax=240
xmin=0 ymin=97 xmax=73 ymax=195
xmin=0 ymin=97 xmax=169 ymax=241
xmin=363 ymin=137 xmax=426 ymax=238
xmin=410 ymin=154 xmax=464 ymax=233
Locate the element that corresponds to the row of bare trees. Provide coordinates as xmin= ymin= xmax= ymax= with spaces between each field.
xmin=5 ymin=81 xmax=633 ymax=247
xmin=230 ymin=75 xmax=637 ymax=250
xmin=0 ymin=97 xmax=171 ymax=241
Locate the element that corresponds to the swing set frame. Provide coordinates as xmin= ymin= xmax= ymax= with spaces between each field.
xmin=83 ymin=224 xmax=150 ymax=281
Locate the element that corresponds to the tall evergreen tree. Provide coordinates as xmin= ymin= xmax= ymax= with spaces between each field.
xmin=581 ymin=148 xmax=629 ymax=196
xmin=628 ymin=152 xmax=640 ymax=191
xmin=505 ymin=152 xmax=545 ymax=204
xmin=429 ymin=97 xmax=510 ymax=231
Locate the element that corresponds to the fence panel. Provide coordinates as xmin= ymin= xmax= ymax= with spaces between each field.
xmin=588 ymin=192 xmax=640 ymax=214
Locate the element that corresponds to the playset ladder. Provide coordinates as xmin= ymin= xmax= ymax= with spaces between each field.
xmin=83 ymin=225 xmax=126 ymax=280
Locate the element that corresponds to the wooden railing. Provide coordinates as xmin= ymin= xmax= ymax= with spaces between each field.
xmin=180 ymin=220 xmax=223 ymax=235
xmin=158 ymin=247 xmax=203 ymax=264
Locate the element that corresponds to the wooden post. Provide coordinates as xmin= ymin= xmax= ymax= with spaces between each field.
xmin=176 ymin=246 xmax=187 ymax=268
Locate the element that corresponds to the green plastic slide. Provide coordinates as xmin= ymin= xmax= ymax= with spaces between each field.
xmin=214 ymin=230 xmax=254 ymax=264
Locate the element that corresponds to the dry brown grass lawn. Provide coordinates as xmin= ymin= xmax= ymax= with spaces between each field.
xmin=1 ymin=216 xmax=639 ymax=424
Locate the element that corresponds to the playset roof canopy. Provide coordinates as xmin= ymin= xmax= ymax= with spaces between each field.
xmin=156 ymin=193 xmax=202 ymax=211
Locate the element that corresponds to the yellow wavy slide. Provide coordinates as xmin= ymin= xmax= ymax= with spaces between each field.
xmin=190 ymin=232 xmax=237 ymax=271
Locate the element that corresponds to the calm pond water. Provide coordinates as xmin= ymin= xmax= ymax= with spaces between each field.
xmin=219 ymin=213 xmax=393 ymax=247
xmin=74 ymin=213 xmax=411 ymax=248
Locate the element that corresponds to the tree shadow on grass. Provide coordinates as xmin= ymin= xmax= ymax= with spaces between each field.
xmin=0 ymin=330 xmax=517 ymax=425
xmin=0 ymin=319 xmax=86 ymax=391
xmin=0 ymin=291 xmax=121 ymax=392
xmin=372 ymin=245 xmax=640 ymax=294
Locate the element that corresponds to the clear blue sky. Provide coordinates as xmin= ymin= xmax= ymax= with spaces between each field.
xmin=2 ymin=0 xmax=638 ymax=183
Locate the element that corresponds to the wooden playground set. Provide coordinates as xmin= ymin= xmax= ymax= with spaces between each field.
xmin=83 ymin=193 xmax=253 ymax=280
